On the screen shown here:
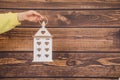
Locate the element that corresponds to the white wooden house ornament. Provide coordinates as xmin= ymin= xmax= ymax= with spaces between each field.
xmin=33 ymin=20 xmax=53 ymax=62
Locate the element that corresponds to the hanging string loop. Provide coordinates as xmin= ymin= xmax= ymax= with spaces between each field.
xmin=39 ymin=16 xmax=48 ymax=28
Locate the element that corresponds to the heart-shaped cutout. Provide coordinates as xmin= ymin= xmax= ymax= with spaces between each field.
xmin=37 ymin=54 xmax=41 ymax=57
xmin=37 ymin=42 xmax=41 ymax=45
xmin=45 ymin=48 xmax=49 ymax=52
xmin=45 ymin=54 xmax=49 ymax=57
xmin=45 ymin=42 xmax=49 ymax=45
xmin=41 ymin=31 xmax=46 ymax=34
xmin=37 ymin=48 xmax=41 ymax=51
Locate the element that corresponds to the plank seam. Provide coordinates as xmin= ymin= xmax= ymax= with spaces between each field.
xmin=0 ymin=76 xmax=118 ymax=79
xmin=16 ymin=26 xmax=120 ymax=28
xmin=0 ymin=51 xmax=120 ymax=53
xmin=0 ymin=8 xmax=120 ymax=10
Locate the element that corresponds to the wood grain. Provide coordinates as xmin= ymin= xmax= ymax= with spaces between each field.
xmin=0 ymin=0 xmax=120 ymax=9
xmin=0 ymin=28 xmax=120 ymax=51
xmin=0 ymin=52 xmax=119 ymax=77
xmin=0 ymin=63 xmax=119 ymax=77
xmin=0 ymin=0 xmax=120 ymax=79
xmin=0 ymin=52 xmax=120 ymax=66
xmin=0 ymin=9 xmax=120 ymax=28
xmin=1 ymin=0 xmax=120 ymax=2
xmin=0 ymin=78 xmax=118 ymax=80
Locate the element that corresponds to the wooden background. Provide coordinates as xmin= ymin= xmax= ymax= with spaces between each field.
xmin=0 ymin=0 xmax=120 ymax=80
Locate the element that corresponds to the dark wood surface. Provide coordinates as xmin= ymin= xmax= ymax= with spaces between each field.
xmin=0 ymin=0 xmax=120 ymax=9
xmin=0 ymin=9 xmax=120 ymax=28
xmin=0 ymin=52 xmax=120 ymax=77
xmin=0 ymin=28 xmax=120 ymax=51
xmin=0 ymin=78 xmax=118 ymax=80
xmin=0 ymin=52 xmax=120 ymax=66
xmin=0 ymin=0 xmax=120 ymax=80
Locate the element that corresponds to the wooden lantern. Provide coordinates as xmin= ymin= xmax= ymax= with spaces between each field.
xmin=33 ymin=21 xmax=53 ymax=62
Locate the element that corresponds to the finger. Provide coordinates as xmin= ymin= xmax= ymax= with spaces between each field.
xmin=30 ymin=10 xmax=43 ymax=18
xmin=29 ymin=16 xmax=40 ymax=23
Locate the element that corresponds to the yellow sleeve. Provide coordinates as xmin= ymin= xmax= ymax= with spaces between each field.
xmin=0 ymin=12 xmax=21 ymax=34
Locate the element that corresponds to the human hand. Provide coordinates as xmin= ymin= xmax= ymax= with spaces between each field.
xmin=17 ymin=10 xmax=43 ymax=23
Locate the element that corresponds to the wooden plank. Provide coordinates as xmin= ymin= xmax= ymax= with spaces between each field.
xmin=0 ymin=64 xmax=119 ymax=78
xmin=0 ymin=78 xmax=118 ymax=80
xmin=0 ymin=52 xmax=120 ymax=66
xmin=0 ymin=0 xmax=120 ymax=2
xmin=0 ymin=52 xmax=120 ymax=77
xmin=0 ymin=9 xmax=120 ymax=28
xmin=0 ymin=0 xmax=120 ymax=9
xmin=0 ymin=28 xmax=120 ymax=51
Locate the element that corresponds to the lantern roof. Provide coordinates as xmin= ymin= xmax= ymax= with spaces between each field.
xmin=34 ymin=27 xmax=52 ymax=37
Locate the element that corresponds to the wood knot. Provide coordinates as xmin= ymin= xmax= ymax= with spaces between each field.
xmin=112 ymin=29 xmax=120 ymax=48
xmin=57 ymin=14 xmax=71 ymax=25
xmin=66 ymin=59 xmax=76 ymax=66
